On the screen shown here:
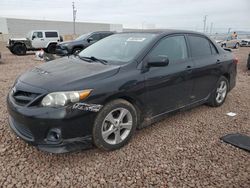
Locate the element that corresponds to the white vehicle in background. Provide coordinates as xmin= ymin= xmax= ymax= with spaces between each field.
xmin=213 ymin=35 xmax=240 ymax=49
xmin=7 ymin=30 xmax=62 ymax=55
xmin=240 ymin=38 xmax=250 ymax=47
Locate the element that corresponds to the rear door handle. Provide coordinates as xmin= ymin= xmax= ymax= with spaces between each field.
xmin=186 ymin=65 xmax=192 ymax=73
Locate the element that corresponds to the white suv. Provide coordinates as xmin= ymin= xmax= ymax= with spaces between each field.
xmin=7 ymin=30 xmax=62 ymax=55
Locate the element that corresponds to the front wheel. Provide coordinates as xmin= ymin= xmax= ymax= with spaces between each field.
xmin=235 ymin=43 xmax=239 ymax=49
xmin=93 ymin=99 xmax=137 ymax=151
xmin=207 ymin=76 xmax=229 ymax=107
xmin=12 ymin=44 xmax=27 ymax=55
xmin=72 ymin=48 xmax=82 ymax=55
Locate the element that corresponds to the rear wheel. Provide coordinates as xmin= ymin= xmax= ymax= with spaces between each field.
xmin=46 ymin=44 xmax=57 ymax=54
xmin=12 ymin=44 xmax=27 ymax=55
xmin=93 ymin=99 xmax=137 ymax=150
xmin=207 ymin=76 xmax=229 ymax=107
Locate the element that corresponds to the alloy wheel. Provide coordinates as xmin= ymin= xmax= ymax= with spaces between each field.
xmin=101 ymin=108 xmax=133 ymax=145
xmin=216 ymin=80 xmax=227 ymax=104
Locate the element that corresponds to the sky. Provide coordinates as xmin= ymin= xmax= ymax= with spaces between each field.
xmin=0 ymin=0 xmax=250 ymax=33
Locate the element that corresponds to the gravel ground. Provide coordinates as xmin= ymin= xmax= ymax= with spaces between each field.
xmin=0 ymin=43 xmax=249 ymax=187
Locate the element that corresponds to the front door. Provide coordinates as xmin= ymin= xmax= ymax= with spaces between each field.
xmin=31 ymin=31 xmax=46 ymax=49
xmin=143 ymin=35 xmax=194 ymax=117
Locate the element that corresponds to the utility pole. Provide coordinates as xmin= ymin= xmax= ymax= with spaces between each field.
xmin=203 ymin=15 xmax=207 ymax=33
xmin=72 ymin=1 xmax=77 ymax=35
xmin=210 ymin=22 xmax=213 ymax=35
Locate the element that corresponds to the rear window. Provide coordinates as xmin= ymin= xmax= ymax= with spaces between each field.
xmin=45 ymin=32 xmax=58 ymax=38
xmin=188 ymin=35 xmax=212 ymax=57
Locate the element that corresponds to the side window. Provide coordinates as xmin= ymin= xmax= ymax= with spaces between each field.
xmin=148 ymin=35 xmax=188 ymax=62
xmin=188 ymin=35 xmax=212 ymax=57
xmin=45 ymin=32 xmax=58 ymax=38
xmin=90 ymin=33 xmax=101 ymax=41
xmin=101 ymin=33 xmax=111 ymax=39
xmin=33 ymin=32 xmax=43 ymax=38
xmin=210 ymin=43 xmax=218 ymax=55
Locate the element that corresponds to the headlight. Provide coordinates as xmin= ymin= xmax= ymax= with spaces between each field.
xmin=41 ymin=89 xmax=92 ymax=107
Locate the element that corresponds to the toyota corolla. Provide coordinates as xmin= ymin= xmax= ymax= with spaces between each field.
xmin=7 ymin=30 xmax=237 ymax=153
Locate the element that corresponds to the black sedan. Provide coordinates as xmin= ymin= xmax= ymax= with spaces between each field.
xmin=7 ymin=30 xmax=237 ymax=153
xmin=247 ymin=53 xmax=250 ymax=70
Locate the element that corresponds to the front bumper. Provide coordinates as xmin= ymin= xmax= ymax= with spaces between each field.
xmin=7 ymin=90 xmax=97 ymax=153
xmin=55 ymin=45 xmax=69 ymax=56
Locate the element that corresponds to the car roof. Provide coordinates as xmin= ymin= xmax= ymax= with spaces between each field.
xmin=30 ymin=30 xmax=59 ymax=32
xmin=121 ymin=29 xmax=206 ymax=36
xmin=92 ymin=31 xmax=116 ymax=34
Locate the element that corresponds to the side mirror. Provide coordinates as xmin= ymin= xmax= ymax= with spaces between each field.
xmin=147 ymin=56 xmax=169 ymax=67
xmin=32 ymin=35 xmax=36 ymax=40
xmin=87 ymin=37 xmax=93 ymax=43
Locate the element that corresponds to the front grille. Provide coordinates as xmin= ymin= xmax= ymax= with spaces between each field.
xmin=10 ymin=117 xmax=34 ymax=141
xmin=13 ymin=90 xmax=40 ymax=106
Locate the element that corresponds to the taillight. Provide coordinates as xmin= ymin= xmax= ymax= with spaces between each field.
xmin=233 ymin=57 xmax=238 ymax=64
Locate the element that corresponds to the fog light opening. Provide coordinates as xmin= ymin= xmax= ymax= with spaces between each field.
xmin=47 ymin=128 xmax=62 ymax=143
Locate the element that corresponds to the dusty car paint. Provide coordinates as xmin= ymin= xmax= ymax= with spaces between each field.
xmin=7 ymin=30 xmax=237 ymax=153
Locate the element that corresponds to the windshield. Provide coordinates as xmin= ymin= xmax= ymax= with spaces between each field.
xmin=75 ymin=33 xmax=90 ymax=41
xmin=78 ymin=33 xmax=156 ymax=64
xmin=26 ymin=31 xmax=32 ymax=39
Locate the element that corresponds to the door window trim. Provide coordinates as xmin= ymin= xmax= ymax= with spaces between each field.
xmin=142 ymin=34 xmax=190 ymax=68
xmin=187 ymin=34 xmax=219 ymax=58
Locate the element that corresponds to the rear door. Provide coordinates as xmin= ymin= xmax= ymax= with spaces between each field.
xmin=44 ymin=31 xmax=59 ymax=46
xmin=187 ymin=34 xmax=221 ymax=101
xmin=143 ymin=35 xmax=195 ymax=116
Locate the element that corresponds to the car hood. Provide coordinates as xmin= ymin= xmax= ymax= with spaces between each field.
xmin=58 ymin=40 xmax=84 ymax=46
xmin=18 ymin=57 xmax=120 ymax=92
xmin=10 ymin=38 xmax=28 ymax=41
xmin=215 ymin=40 xmax=223 ymax=43
xmin=241 ymin=39 xmax=250 ymax=42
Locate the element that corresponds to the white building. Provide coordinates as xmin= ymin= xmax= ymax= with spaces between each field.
xmin=0 ymin=17 xmax=123 ymax=41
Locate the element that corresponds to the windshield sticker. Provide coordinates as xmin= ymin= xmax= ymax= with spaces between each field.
xmin=127 ymin=37 xmax=146 ymax=42
xmin=72 ymin=103 xmax=103 ymax=112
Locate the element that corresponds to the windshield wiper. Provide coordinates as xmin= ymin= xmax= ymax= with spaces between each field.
xmin=73 ymin=54 xmax=92 ymax=62
xmin=75 ymin=55 xmax=108 ymax=65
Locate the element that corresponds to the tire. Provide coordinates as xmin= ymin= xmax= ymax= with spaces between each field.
xmin=46 ymin=44 xmax=57 ymax=54
xmin=207 ymin=76 xmax=229 ymax=107
xmin=72 ymin=48 xmax=82 ymax=55
xmin=93 ymin=99 xmax=137 ymax=151
xmin=12 ymin=44 xmax=27 ymax=55
xmin=235 ymin=43 xmax=239 ymax=49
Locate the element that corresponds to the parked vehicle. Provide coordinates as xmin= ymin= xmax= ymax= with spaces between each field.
xmin=215 ymin=36 xmax=240 ymax=49
xmin=7 ymin=30 xmax=62 ymax=55
xmin=247 ymin=53 xmax=250 ymax=70
xmin=240 ymin=39 xmax=250 ymax=47
xmin=56 ymin=31 xmax=115 ymax=56
xmin=7 ymin=30 xmax=237 ymax=153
